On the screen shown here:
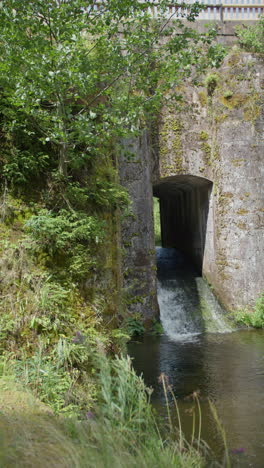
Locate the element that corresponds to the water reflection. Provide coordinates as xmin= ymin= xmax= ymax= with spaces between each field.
xmin=128 ymin=330 xmax=264 ymax=467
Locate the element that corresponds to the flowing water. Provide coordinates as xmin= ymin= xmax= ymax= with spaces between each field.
xmin=128 ymin=248 xmax=264 ymax=467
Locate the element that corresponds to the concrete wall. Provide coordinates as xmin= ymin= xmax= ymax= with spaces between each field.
xmin=119 ymin=49 xmax=264 ymax=318
xmin=119 ymin=133 xmax=159 ymax=321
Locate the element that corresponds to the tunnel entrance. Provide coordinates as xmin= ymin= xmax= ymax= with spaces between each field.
xmin=153 ymin=175 xmax=213 ymax=274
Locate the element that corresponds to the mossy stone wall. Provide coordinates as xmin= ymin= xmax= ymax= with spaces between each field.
xmin=119 ymin=49 xmax=263 ymax=317
xmin=157 ymin=49 xmax=264 ymax=311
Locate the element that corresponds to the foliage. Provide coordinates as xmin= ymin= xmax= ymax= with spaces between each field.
xmin=235 ymin=293 xmax=264 ymax=328
xmin=0 ymin=357 xmax=205 ymax=468
xmin=236 ymin=15 xmax=264 ymax=53
xmin=0 ymin=218 xmax=121 ymax=416
xmin=150 ymin=319 xmax=164 ymax=336
xmin=206 ymin=43 xmax=227 ymax=68
xmin=0 ymin=0 xmax=223 ymax=194
xmin=26 ymin=209 xmax=105 ymax=278
xmin=95 ymin=354 xmax=153 ymax=432
xmin=124 ymin=314 xmax=146 ymax=337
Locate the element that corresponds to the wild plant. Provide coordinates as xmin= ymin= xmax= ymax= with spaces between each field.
xmin=209 ymin=400 xmax=231 ymax=468
xmin=236 ymin=15 xmax=264 ymax=53
xmin=235 ymin=292 xmax=264 ymax=328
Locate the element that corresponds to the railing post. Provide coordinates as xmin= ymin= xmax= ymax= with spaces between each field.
xmin=220 ymin=1 xmax=224 ymax=22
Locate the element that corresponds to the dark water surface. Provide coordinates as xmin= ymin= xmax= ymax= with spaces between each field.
xmin=128 ymin=330 xmax=264 ymax=467
xmin=128 ymin=248 xmax=264 ymax=467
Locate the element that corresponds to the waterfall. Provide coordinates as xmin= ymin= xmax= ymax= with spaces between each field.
xmin=157 ymin=247 xmax=233 ymax=341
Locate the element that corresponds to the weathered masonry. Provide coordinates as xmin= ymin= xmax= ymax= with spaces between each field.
xmin=120 ymin=49 xmax=264 ymax=319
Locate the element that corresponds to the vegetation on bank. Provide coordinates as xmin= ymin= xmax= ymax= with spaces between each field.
xmin=235 ymin=293 xmax=264 ymax=329
xmin=0 ymin=355 xmax=205 ymax=468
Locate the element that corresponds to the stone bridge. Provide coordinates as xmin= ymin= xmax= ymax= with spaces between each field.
xmin=119 ymin=49 xmax=264 ymax=320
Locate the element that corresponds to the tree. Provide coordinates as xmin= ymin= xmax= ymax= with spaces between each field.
xmin=0 ymin=1 xmax=215 ymax=185
xmin=0 ymin=0 xmax=220 ymax=278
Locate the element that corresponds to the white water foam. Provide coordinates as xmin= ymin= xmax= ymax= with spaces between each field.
xmin=157 ymin=248 xmax=234 ymax=341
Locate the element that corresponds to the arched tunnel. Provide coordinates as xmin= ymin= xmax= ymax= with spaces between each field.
xmin=153 ymin=175 xmax=213 ymax=274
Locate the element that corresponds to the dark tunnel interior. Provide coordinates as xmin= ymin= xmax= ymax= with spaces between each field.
xmin=153 ymin=175 xmax=213 ymax=274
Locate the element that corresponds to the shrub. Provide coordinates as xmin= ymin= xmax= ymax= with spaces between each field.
xmin=236 ymin=16 xmax=264 ymax=53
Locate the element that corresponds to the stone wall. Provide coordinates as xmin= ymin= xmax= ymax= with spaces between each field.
xmin=120 ymin=49 xmax=264 ymax=318
xmin=119 ymin=133 xmax=159 ymax=321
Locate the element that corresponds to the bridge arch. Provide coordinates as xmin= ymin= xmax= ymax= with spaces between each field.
xmin=153 ymin=174 xmax=213 ymax=273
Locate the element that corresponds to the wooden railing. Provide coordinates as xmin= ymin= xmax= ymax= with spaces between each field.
xmin=93 ymin=1 xmax=264 ymax=21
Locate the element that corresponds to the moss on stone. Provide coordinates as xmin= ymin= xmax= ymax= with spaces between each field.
xmin=159 ymin=116 xmax=183 ymax=175
xmin=237 ymin=209 xmax=249 ymax=215
xmin=199 ymin=131 xmax=209 ymax=141
xmin=220 ymin=93 xmax=248 ymax=109
xmin=201 ymin=141 xmax=212 ymax=165
xmin=198 ymin=91 xmax=207 ymax=107
xmin=237 ymin=222 xmax=247 ymax=230
xmin=231 ymin=159 xmax=244 ymax=167
xmin=226 ymin=48 xmax=243 ymax=67
xmin=244 ymin=103 xmax=260 ymax=122
xmin=215 ymin=113 xmax=228 ymax=124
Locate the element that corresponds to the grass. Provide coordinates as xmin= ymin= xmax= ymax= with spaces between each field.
xmin=235 ymin=293 xmax=264 ymax=328
xmin=0 ymin=355 xmax=206 ymax=468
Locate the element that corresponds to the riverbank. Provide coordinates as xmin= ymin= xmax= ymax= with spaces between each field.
xmin=0 ymin=355 xmax=204 ymax=468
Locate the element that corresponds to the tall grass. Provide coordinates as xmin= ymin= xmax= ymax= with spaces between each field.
xmin=0 ymin=354 xmax=205 ymax=468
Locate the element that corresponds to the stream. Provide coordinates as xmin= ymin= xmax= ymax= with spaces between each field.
xmin=128 ymin=248 xmax=264 ymax=467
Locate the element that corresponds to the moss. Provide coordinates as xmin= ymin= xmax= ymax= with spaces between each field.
xmin=244 ymin=103 xmax=260 ymax=122
xmin=237 ymin=222 xmax=247 ymax=230
xmin=220 ymin=93 xmax=248 ymax=109
xmin=123 ymin=241 xmax=132 ymax=247
xmin=213 ymin=145 xmax=220 ymax=161
xmin=213 ymin=182 xmax=218 ymax=196
xmin=231 ymin=158 xmax=244 ymax=167
xmin=159 ymin=116 xmax=183 ymax=174
xmin=227 ymin=51 xmax=242 ymax=67
xmin=148 ymin=249 xmax=156 ymax=256
xmin=198 ymin=91 xmax=207 ymax=107
xmin=215 ymin=113 xmax=228 ymax=124
xmin=199 ymin=131 xmax=209 ymax=141
xmin=220 ymin=192 xmax=233 ymax=199
xmin=223 ymin=90 xmax=233 ymax=99
xmin=237 ymin=209 xmax=249 ymax=215
xmin=201 ymin=141 xmax=212 ymax=165
xmin=125 ymin=295 xmax=145 ymax=305
xmin=204 ymin=73 xmax=219 ymax=96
